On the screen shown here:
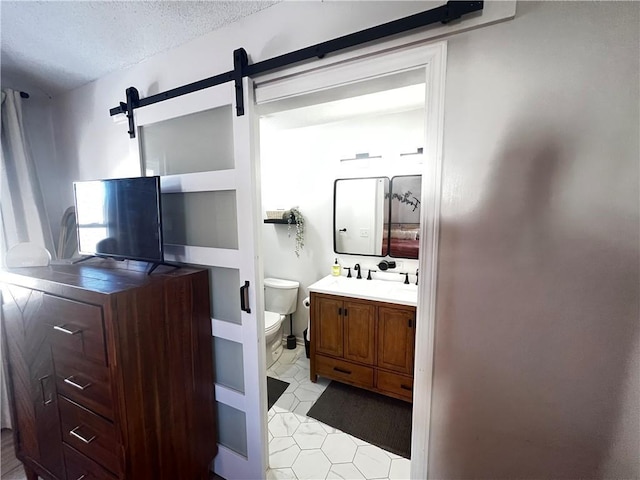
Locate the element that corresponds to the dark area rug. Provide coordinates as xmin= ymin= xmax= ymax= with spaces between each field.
xmin=306 ymin=381 xmax=412 ymax=459
xmin=267 ymin=376 xmax=289 ymax=410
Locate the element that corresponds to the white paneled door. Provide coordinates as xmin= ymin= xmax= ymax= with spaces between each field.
xmin=133 ymin=78 xmax=267 ymax=479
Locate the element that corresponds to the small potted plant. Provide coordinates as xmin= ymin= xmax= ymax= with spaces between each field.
xmin=285 ymin=206 xmax=305 ymax=258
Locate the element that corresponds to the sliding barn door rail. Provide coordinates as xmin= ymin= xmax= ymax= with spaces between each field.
xmin=109 ymin=1 xmax=483 ymax=138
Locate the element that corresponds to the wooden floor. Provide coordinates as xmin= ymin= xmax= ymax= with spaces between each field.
xmin=1 ymin=429 xmax=25 ymax=480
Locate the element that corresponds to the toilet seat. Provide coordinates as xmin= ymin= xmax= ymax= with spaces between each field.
xmin=265 ymin=311 xmax=285 ymax=335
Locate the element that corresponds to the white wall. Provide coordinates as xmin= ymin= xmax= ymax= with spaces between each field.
xmin=260 ymin=109 xmax=424 ymax=338
xmin=45 ymin=1 xmax=639 ymax=478
xmin=430 ymin=2 xmax=639 ymax=478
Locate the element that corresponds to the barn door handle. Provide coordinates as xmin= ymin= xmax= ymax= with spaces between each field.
xmin=240 ymin=281 xmax=251 ymax=313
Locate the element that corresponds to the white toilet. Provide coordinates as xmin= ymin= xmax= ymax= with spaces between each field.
xmin=264 ymin=277 xmax=300 ymax=368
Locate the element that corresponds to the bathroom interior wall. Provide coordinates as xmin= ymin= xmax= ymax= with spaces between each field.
xmin=260 ymin=108 xmax=424 ymax=338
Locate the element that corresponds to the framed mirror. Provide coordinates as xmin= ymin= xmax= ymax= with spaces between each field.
xmin=388 ymin=175 xmax=421 ymax=259
xmin=333 ymin=177 xmax=390 ymax=256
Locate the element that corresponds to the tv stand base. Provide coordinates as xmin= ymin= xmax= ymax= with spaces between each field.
xmin=147 ymin=261 xmax=181 ymax=275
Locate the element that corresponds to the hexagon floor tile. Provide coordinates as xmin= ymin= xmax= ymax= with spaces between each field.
xmin=291 ymin=449 xmax=331 ymax=480
xmin=269 ymin=436 xmax=300 ymax=469
xmin=321 ymin=433 xmax=358 ymax=463
xmin=266 ymin=467 xmax=297 ymax=480
xmin=268 ymin=345 xmax=407 ymax=480
xmin=269 ymin=412 xmax=301 ymax=437
xmin=326 ymin=463 xmax=366 ymax=479
xmin=353 ymin=445 xmax=392 ymax=479
xmin=389 ymin=457 xmax=411 ymax=480
xmin=293 ymin=421 xmax=327 ymax=449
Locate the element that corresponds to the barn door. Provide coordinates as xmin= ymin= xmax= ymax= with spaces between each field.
xmin=133 ymin=78 xmax=267 ymax=479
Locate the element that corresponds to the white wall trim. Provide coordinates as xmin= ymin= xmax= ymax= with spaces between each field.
xmin=412 ymin=41 xmax=447 ymax=480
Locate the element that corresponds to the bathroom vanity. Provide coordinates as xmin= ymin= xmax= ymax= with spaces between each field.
xmin=308 ymin=275 xmax=417 ymax=402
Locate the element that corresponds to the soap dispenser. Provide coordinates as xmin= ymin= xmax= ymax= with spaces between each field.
xmin=332 ymin=258 xmax=341 ymax=276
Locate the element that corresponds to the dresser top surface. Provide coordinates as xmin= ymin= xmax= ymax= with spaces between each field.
xmin=0 ymin=262 xmax=205 ymax=296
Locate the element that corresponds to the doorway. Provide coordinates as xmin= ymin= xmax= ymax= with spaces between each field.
xmin=256 ymin=40 xmax=446 ymax=479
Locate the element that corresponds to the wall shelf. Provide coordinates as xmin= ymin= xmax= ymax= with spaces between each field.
xmin=264 ymin=219 xmax=297 ymax=225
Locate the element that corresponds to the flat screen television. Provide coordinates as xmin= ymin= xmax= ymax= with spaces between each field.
xmin=73 ymin=176 xmax=164 ymax=263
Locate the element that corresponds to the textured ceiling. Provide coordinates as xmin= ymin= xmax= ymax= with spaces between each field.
xmin=0 ymin=1 xmax=278 ymax=98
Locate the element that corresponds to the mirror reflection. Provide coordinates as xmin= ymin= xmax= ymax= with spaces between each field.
xmin=388 ymin=175 xmax=421 ymax=259
xmin=334 ymin=177 xmax=390 ymax=256
xmin=333 ymin=175 xmax=422 ymax=259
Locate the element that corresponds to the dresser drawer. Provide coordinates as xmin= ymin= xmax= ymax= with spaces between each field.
xmin=63 ymin=444 xmax=118 ymax=480
xmin=54 ymin=349 xmax=114 ymax=420
xmin=316 ymin=355 xmax=373 ymax=388
xmin=44 ymin=294 xmax=107 ymax=366
xmin=376 ymin=370 xmax=413 ymax=402
xmin=59 ymin=397 xmax=118 ymax=474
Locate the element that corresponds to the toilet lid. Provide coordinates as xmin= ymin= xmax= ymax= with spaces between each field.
xmin=265 ymin=311 xmax=284 ymax=331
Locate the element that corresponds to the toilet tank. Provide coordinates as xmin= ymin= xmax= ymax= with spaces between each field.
xmin=264 ymin=278 xmax=300 ymax=315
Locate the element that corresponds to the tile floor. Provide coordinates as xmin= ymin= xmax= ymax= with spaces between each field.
xmin=266 ymin=346 xmax=411 ymax=480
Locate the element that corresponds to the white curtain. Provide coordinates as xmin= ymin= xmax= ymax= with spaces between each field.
xmin=0 ymin=88 xmax=56 ymax=428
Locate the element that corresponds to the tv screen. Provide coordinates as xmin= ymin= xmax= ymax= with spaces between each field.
xmin=74 ymin=176 xmax=163 ymax=263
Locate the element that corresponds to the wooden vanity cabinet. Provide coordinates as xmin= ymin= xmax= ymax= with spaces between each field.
xmin=310 ymin=292 xmax=416 ymax=402
xmin=1 ymin=264 xmax=216 ymax=480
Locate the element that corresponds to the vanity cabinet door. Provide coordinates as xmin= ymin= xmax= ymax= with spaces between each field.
xmin=343 ymin=301 xmax=376 ymax=365
xmin=377 ymin=305 xmax=416 ymax=375
xmin=314 ymin=295 xmax=344 ymax=358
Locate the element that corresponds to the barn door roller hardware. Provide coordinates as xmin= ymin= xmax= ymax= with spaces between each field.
xmin=110 ymin=1 xmax=483 ymax=138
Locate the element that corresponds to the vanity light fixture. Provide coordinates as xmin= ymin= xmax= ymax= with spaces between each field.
xmin=400 ymin=147 xmax=424 ymax=157
xmin=339 ymin=152 xmax=382 ymax=162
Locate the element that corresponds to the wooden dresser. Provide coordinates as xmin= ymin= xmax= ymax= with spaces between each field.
xmin=1 ymin=264 xmax=215 ymax=480
xmin=309 ymin=292 xmax=416 ymax=402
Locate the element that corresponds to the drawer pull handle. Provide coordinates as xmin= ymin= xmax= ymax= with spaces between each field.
xmin=38 ymin=375 xmax=53 ymax=405
xmin=64 ymin=376 xmax=92 ymax=390
xmin=333 ymin=367 xmax=352 ymax=375
xmin=70 ymin=426 xmax=96 ymax=444
xmin=76 ymin=476 xmax=86 ymax=480
xmin=54 ymin=324 xmax=82 ymax=335
xmin=400 ymin=384 xmax=412 ymax=391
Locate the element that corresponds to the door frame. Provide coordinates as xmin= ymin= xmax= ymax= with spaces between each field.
xmin=254 ymin=39 xmax=447 ymax=479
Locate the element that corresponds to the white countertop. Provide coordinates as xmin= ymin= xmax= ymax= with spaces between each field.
xmin=308 ymin=274 xmax=418 ymax=307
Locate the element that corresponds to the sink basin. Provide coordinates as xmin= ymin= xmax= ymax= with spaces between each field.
xmin=308 ymin=274 xmax=417 ymax=306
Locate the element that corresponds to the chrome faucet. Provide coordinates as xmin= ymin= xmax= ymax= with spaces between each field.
xmin=354 ymin=263 xmax=362 ymax=279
